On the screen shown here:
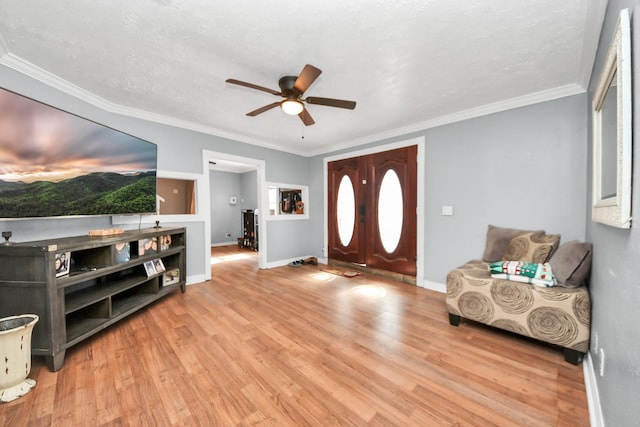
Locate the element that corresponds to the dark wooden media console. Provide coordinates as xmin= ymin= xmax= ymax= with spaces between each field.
xmin=0 ymin=227 xmax=186 ymax=371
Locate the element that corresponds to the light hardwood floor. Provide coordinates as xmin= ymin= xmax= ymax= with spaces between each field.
xmin=2 ymin=246 xmax=589 ymax=426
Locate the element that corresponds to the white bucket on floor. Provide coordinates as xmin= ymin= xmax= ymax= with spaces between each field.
xmin=0 ymin=314 xmax=39 ymax=403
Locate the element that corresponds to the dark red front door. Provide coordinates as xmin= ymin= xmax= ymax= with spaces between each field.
xmin=328 ymin=146 xmax=417 ymax=275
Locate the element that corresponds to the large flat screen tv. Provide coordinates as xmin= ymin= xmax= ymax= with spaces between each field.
xmin=0 ymin=87 xmax=157 ymax=219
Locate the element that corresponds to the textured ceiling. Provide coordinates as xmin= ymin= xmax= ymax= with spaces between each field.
xmin=0 ymin=1 xmax=605 ymax=156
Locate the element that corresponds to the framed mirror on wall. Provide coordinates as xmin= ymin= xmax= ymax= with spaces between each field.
xmin=592 ymin=8 xmax=632 ymax=228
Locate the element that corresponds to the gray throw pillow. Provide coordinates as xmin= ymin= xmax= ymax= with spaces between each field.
xmin=549 ymin=241 xmax=593 ymax=288
xmin=502 ymin=232 xmax=561 ymax=264
xmin=482 ymin=225 xmax=544 ymax=262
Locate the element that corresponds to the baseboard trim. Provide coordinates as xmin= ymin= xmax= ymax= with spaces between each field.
xmin=264 ymin=255 xmax=315 ymax=269
xmin=211 ymin=242 xmax=237 ymax=247
xmin=421 ymin=279 xmax=446 ymax=293
xmin=583 ymin=351 xmax=604 ymax=427
xmin=186 ymin=273 xmax=206 ymax=285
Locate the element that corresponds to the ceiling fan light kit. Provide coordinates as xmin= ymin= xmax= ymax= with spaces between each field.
xmin=281 ymin=99 xmax=304 ymax=115
xmin=226 ymin=64 xmax=356 ymax=126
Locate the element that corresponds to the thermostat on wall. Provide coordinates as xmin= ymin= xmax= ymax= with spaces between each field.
xmin=229 ymin=196 xmax=237 ymax=205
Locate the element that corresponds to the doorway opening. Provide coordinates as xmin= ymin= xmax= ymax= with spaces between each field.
xmin=202 ymin=150 xmax=266 ymax=279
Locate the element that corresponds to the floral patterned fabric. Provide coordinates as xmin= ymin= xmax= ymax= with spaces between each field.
xmin=446 ymin=260 xmax=590 ymax=353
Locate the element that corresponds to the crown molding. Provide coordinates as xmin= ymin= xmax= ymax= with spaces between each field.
xmin=309 ymin=83 xmax=587 ymax=157
xmin=0 ymin=53 xmax=311 ymax=157
xmin=1 ymin=53 xmax=587 ymax=159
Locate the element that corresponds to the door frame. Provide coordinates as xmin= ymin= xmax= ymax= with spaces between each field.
xmin=202 ymin=149 xmax=267 ymax=278
xmin=323 ymin=136 xmax=425 ymax=285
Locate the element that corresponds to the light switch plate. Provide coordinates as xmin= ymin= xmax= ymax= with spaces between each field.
xmin=442 ymin=205 xmax=454 ymax=216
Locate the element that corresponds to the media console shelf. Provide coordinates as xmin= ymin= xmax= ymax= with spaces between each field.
xmin=0 ymin=227 xmax=186 ymax=371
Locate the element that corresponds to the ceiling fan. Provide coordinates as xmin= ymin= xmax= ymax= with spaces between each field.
xmin=226 ymin=64 xmax=356 ymax=126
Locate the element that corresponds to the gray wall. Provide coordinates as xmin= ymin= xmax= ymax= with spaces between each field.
xmin=240 ymin=170 xmax=258 ymax=211
xmin=209 ymin=170 xmax=242 ymax=245
xmin=586 ymin=1 xmax=640 ymax=425
xmin=208 ymin=169 xmax=258 ymax=245
xmin=423 ymin=96 xmax=587 ymax=282
xmin=0 ymin=64 xmax=315 ymax=280
xmin=309 ymin=94 xmax=588 ymax=284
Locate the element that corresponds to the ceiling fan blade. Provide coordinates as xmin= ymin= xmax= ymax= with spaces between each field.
xmin=246 ymin=102 xmax=281 ymax=116
xmin=226 ymin=79 xmax=281 ymax=96
xmin=293 ymin=64 xmax=322 ymax=94
xmin=306 ymin=97 xmax=356 ymax=110
xmin=299 ymin=107 xmax=315 ymax=126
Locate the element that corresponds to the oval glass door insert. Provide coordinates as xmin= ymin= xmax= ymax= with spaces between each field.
xmin=378 ymin=169 xmax=403 ymax=253
xmin=337 ymin=175 xmax=356 ymax=246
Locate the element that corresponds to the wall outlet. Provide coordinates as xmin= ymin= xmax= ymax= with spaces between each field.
xmin=225 ymin=233 xmax=231 ymax=238
xmin=599 ymin=348 xmax=605 ymax=376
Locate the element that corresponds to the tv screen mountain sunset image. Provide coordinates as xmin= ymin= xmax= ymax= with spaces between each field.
xmin=0 ymin=87 xmax=157 ymax=218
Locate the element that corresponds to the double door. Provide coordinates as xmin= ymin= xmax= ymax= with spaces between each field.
xmin=327 ymin=146 xmax=417 ymax=276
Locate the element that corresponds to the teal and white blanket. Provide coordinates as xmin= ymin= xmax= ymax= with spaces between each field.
xmin=488 ymin=261 xmax=557 ymax=287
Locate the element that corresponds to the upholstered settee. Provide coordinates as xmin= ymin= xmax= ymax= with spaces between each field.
xmin=445 ymin=225 xmax=593 ymax=365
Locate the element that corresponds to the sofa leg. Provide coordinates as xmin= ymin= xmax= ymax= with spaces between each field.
xmin=564 ymin=348 xmax=584 ymax=365
xmin=448 ymin=313 xmax=461 ymax=326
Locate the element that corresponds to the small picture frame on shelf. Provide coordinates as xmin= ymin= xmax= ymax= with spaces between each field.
xmin=114 ymin=242 xmax=130 ymax=263
xmin=163 ymin=268 xmax=180 ymax=286
xmin=153 ymin=258 xmax=165 ymax=273
xmin=138 ymin=237 xmax=158 ymax=256
xmin=143 ymin=260 xmax=157 ymax=277
xmin=55 ymin=251 xmax=71 ymax=277
xmin=160 ymin=235 xmax=172 ymax=251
